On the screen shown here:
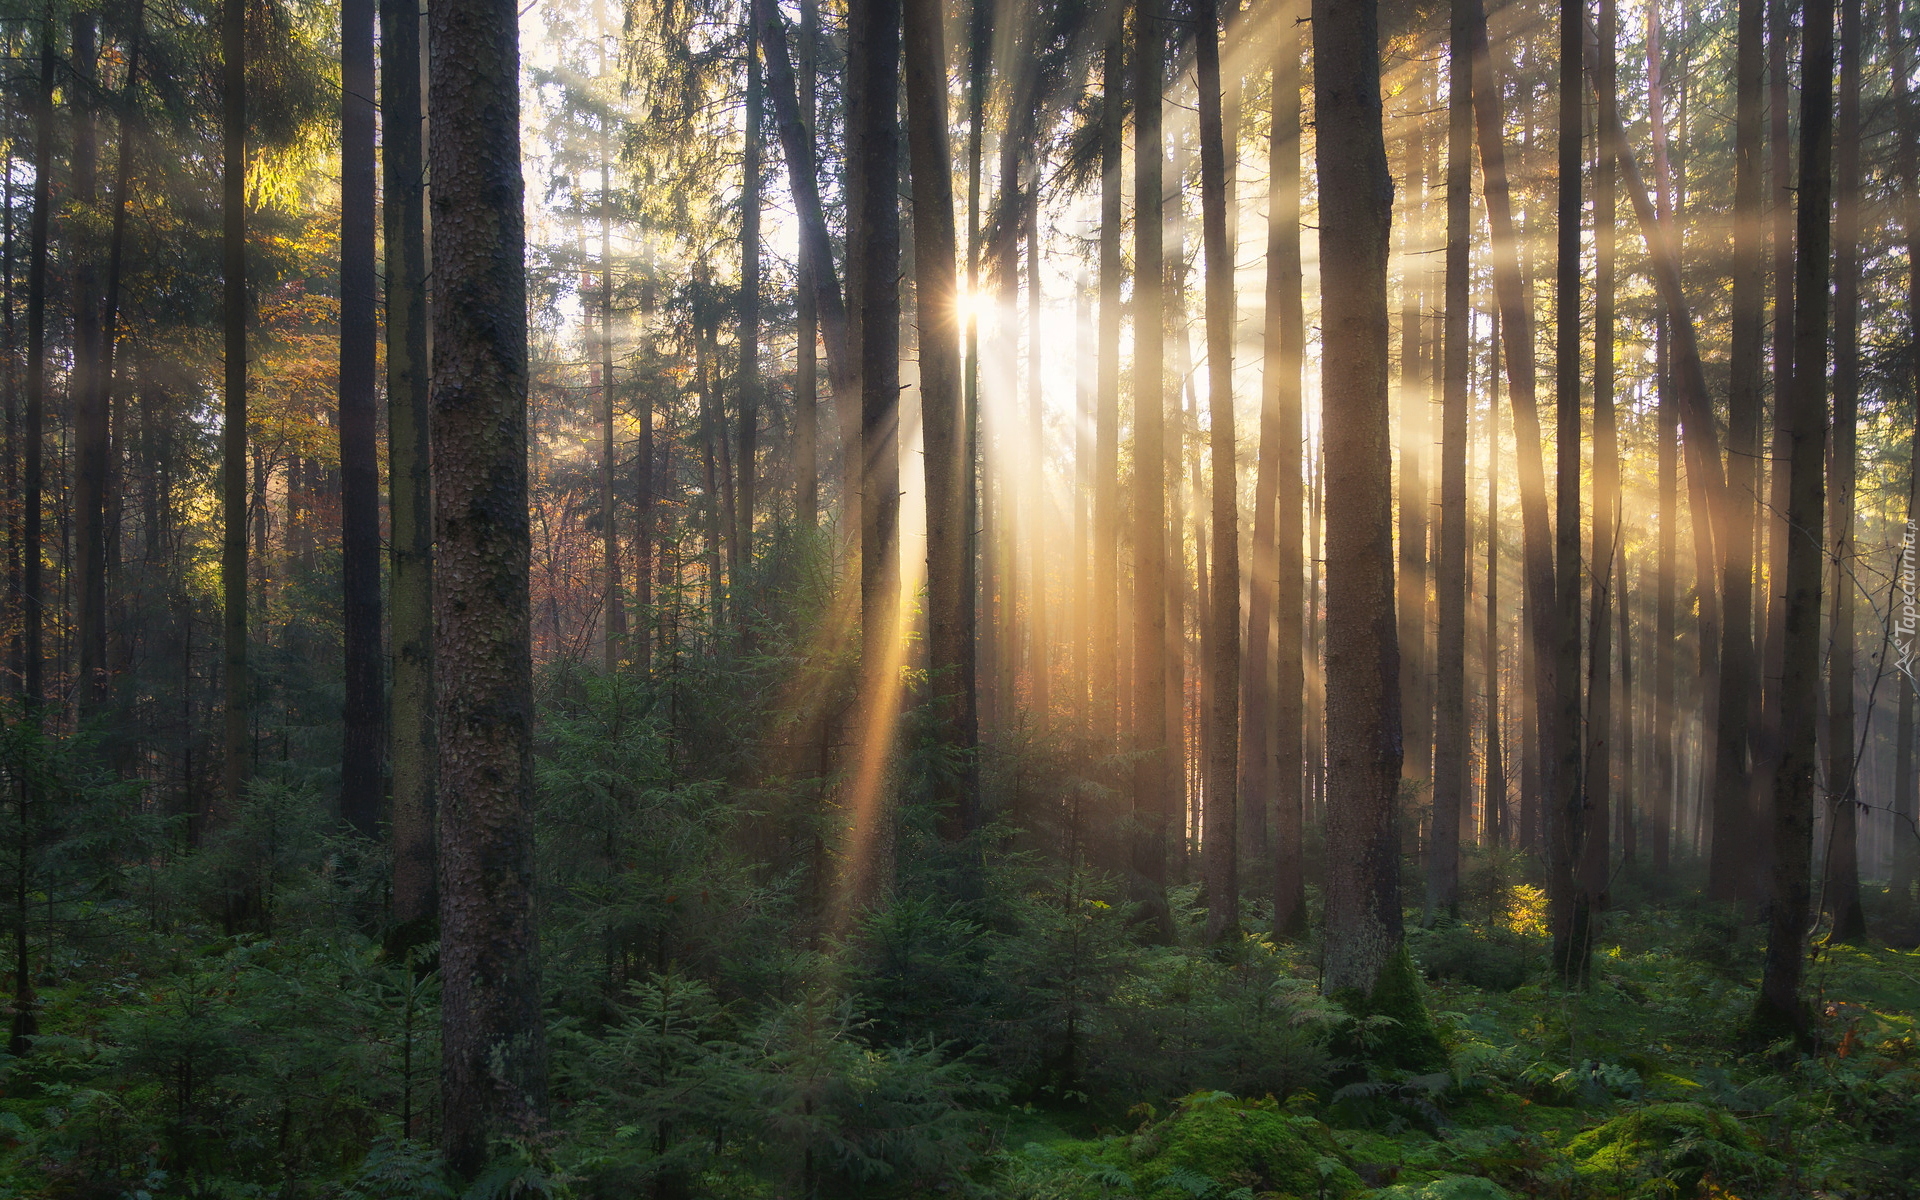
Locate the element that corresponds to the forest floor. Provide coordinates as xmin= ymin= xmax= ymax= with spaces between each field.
xmin=992 ymin=891 xmax=1920 ymax=1200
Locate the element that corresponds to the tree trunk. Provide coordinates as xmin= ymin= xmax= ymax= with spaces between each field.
xmin=1316 ymin=0 xmax=1408 ymax=1000
xmin=1825 ymin=0 xmax=1864 ymax=944
xmin=1758 ymin=0 xmax=1833 ymax=1045
xmin=1891 ymin=0 xmax=1919 ymax=907
xmin=1708 ymin=0 xmax=1766 ymax=906
xmin=1093 ymin=20 xmax=1123 ymax=754
xmin=1551 ymin=0 xmax=1585 ymax=985
xmin=221 ymin=0 xmax=248 ymax=814
xmin=1027 ymin=194 xmax=1049 ymax=720
xmin=1578 ymin=0 xmax=1619 ymax=953
xmin=1194 ymin=0 xmax=1239 ymax=943
xmin=430 ymin=0 xmax=549 ymax=1165
xmin=737 ymin=22 xmax=761 ymax=601
xmin=845 ymin=0 xmax=901 ymax=910
xmin=1486 ymin=310 xmax=1505 ymax=848
xmin=1260 ymin=0 xmax=1306 ymax=937
xmin=600 ymin=8 xmax=627 ymax=669
xmin=384 ymin=0 xmax=434 ymax=930
xmin=904 ymin=0 xmax=978 ymax=844
xmin=1132 ymin=0 xmax=1172 ymax=917
xmin=1430 ymin=0 xmax=1472 ymax=922
xmin=340 ymin=0 xmax=384 ymax=836
xmin=72 ymin=15 xmax=106 ymax=711
xmin=1397 ymin=125 xmax=1430 ymax=792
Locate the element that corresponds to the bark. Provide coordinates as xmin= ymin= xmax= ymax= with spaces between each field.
xmin=794 ymin=0 xmax=819 ymax=534
xmin=601 ymin=7 xmax=627 ymax=668
xmin=1397 ymin=122 xmax=1430 ymax=790
xmin=846 ymin=0 xmax=901 ymax=909
xmin=1195 ymin=0 xmax=1239 ymax=944
xmin=430 ymin=0 xmax=549 ymax=1164
xmin=1825 ymin=0 xmax=1864 ymax=944
xmin=1579 ymin=0 xmax=1620 ymax=956
xmin=1027 ymin=195 xmax=1048 ymax=719
xmin=1093 ymin=23 xmax=1123 ymax=752
xmin=1552 ymin=0 xmax=1585 ymax=985
xmin=1708 ymin=0 xmax=1767 ymax=906
xmin=73 ymin=16 xmax=106 ymax=710
xmin=1758 ymin=0 xmax=1832 ymax=1045
xmin=1133 ymin=0 xmax=1172 ymax=909
xmin=384 ymin=0 xmax=433 ymax=929
xmin=1430 ymin=0 xmax=1472 ymax=922
xmin=340 ymin=0 xmax=384 ymax=836
xmin=1654 ymin=317 xmax=1677 ymax=873
xmin=737 ymin=22 xmax=762 ymax=596
xmin=1316 ymin=0 xmax=1405 ymax=998
xmin=1261 ymin=0 xmax=1306 ymax=937
xmin=904 ymin=0 xmax=979 ymax=843
xmin=1892 ymin=0 xmax=1919 ymax=906
xmin=221 ymin=0 xmax=248 ymax=813
xmin=1486 ymin=311 xmax=1505 ymax=848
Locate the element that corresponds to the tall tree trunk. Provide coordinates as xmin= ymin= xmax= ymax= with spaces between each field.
xmin=384 ymin=0 xmax=433 ymax=930
xmin=1709 ymin=0 xmax=1767 ymax=906
xmin=1891 ymin=0 xmax=1919 ymax=907
xmin=1026 ymin=194 xmax=1048 ymax=720
xmin=599 ymin=6 xmax=626 ymax=669
xmin=340 ymin=0 xmax=383 ymax=835
xmin=1578 ymin=0 xmax=1619 ymax=951
xmin=72 ymin=15 xmax=106 ymax=711
xmin=845 ymin=0 xmax=901 ymax=909
xmin=1260 ymin=0 xmax=1306 ymax=937
xmin=1317 ymin=0 xmax=1411 ymax=1002
xmin=1093 ymin=20 xmax=1123 ymax=754
xmin=904 ymin=0 xmax=978 ymax=845
xmin=792 ymin=0 xmax=818 ymax=537
xmin=3 ymin=57 xmax=18 ymax=697
xmin=1398 ymin=124 xmax=1430 ymax=793
xmin=1430 ymin=0 xmax=1472 ymax=922
xmin=221 ymin=0 xmax=249 ymax=813
xmin=431 ymin=0 xmax=549 ymax=1166
xmin=1654 ymin=318 xmax=1677 ymax=873
xmin=1468 ymin=0 xmax=1558 ymax=888
xmin=1132 ymin=0 xmax=1172 ymax=919
xmin=1551 ymin=0 xmax=1585 ymax=985
xmin=97 ymin=10 xmax=144 ymax=727
xmin=1825 ymin=0 xmax=1864 ymax=944
xmin=1194 ymin=0 xmax=1239 ymax=942
xmin=1758 ymin=0 xmax=1833 ymax=1045
xmin=1486 ymin=310 xmax=1505 ymax=848
xmin=737 ymin=21 xmax=761 ymax=601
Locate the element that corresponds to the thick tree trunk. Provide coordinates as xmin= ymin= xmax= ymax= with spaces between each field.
xmin=1261 ymin=0 xmax=1306 ymax=937
xmin=1578 ymin=0 xmax=1619 ymax=956
xmin=1430 ymin=0 xmax=1473 ymax=922
xmin=385 ymin=0 xmax=433 ymax=930
xmin=221 ymin=0 xmax=248 ymax=814
xmin=1316 ymin=0 xmax=1407 ymax=999
xmin=1195 ymin=0 xmax=1239 ymax=943
xmin=430 ymin=0 xmax=549 ymax=1165
xmin=1891 ymin=0 xmax=1919 ymax=907
xmin=340 ymin=0 xmax=384 ymax=836
xmin=1397 ymin=129 xmax=1430 ymax=792
xmin=1551 ymin=0 xmax=1585 ymax=985
xmin=1758 ymin=0 xmax=1832 ymax=1045
xmin=1485 ymin=311 xmax=1505 ymax=849
xmin=845 ymin=0 xmax=901 ymax=909
xmin=737 ymin=23 xmax=761 ymax=600
xmin=1825 ymin=0 xmax=1864 ymax=944
xmin=1709 ymin=0 xmax=1766 ymax=906
xmin=1132 ymin=0 xmax=1172 ymax=915
xmin=904 ymin=0 xmax=978 ymax=844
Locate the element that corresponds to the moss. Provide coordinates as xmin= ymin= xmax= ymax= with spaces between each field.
xmin=1116 ymin=1092 xmax=1365 ymax=1199
xmin=1332 ymin=944 xmax=1449 ymax=1075
xmin=1564 ymin=1102 xmax=1779 ymax=1198
xmin=1369 ymin=1178 xmax=1513 ymax=1200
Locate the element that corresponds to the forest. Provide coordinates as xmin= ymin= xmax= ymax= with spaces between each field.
xmin=0 ymin=0 xmax=1915 ymax=1192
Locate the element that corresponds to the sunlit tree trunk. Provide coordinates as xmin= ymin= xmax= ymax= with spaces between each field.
xmin=221 ymin=0 xmax=249 ymax=814
xmin=340 ymin=0 xmax=384 ymax=834
xmin=793 ymin=0 xmax=820 ymax=534
xmin=1026 ymin=195 xmax=1048 ymax=721
xmin=1132 ymin=0 xmax=1173 ymax=921
xmin=1259 ymin=0 xmax=1306 ymax=937
xmin=1825 ymin=0 xmax=1864 ymax=944
xmin=384 ymin=0 xmax=434 ymax=931
xmin=1485 ymin=310 xmax=1505 ymax=849
xmin=1758 ymin=0 xmax=1833 ymax=1044
xmin=1430 ymin=0 xmax=1473 ymax=922
xmin=1093 ymin=20 xmax=1123 ymax=755
xmin=736 ymin=21 xmax=761 ymax=608
xmin=904 ymin=0 xmax=978 ymax=845
xmin=1551 ymin=0 xmax=1585 ymax=985
xmin=1709 ymin=0 xmax=1767 ymax=906
xmin=599 ymin=6 xmax=627 ymax=669
xmin=1316 ymin=0 xmax=1406 ymax=998
xmin=1397 ymin=124 xmax=1430 ymax=792
xmin=1891 ymin=0 xmax=1920 ymax=907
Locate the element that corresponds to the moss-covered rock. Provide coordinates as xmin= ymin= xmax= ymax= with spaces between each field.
xmin=1120 ymin=1092 xmax=1365 ymax=1199
xmin=1564 ymin=1101 xmax=1779 ymax=1198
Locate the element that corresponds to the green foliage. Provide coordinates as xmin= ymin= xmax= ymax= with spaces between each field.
xmin=1564 ymin=1102 xmax=1780 ymax=1198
